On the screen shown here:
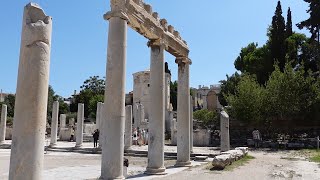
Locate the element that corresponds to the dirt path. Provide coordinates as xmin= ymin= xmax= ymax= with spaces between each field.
xmin=155 ymin=150 xmax=320 ymax=180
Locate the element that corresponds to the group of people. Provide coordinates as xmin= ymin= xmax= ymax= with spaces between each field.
xmin=133 ymin=128 xmax=148 ymax=146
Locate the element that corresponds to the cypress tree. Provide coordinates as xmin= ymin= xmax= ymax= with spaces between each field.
xmin=270 ymin=1 xmax=286 ymax=71
xmin=286 ymin=7 xmax=293 ymax=38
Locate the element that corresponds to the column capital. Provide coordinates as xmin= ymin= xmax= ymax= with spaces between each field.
xmin=103 ymin=10 xmax=129 ymax=21
xmin=175 ymin=57 xmax=192 ymax=65
xmin=147 ymin=39 xmax=168 ymax=49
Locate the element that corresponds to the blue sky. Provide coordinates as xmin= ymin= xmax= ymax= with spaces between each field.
xmin=0 ymin=0 xmax=309 ymax=97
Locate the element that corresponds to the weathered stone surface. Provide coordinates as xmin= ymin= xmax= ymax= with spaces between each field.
xmin=176 ymin=58 xmax=191 ymax=167
xmin=0 ymin=104 xmax=7 ymax=144
xmin=75 ymin=103 xmax=84 ymax=148
xmin=212 ymin=154 xmax=232 ymax=170
xmin=50 ymin=101 xmax=59 ymax=147
xmin=190 ymin=96 xmax=193 ymax=152
xmin=195 ymin=156 xmax=208 ymax=161
xmin=145 ymin=40 xmax=166 ymax=175
xmin=221 ymin=150 xmax=244 ymax=161
xmin=101 ymin=14 xmax=127 ymax=180
xmin=60 ymin=114 xmax=66 ymax=128
xmin=95 ymin=102 xmax=102 ymax=130
xmin=220 ymin=110 xmax=230 ymax=152
xmin=124 ymin=105 xmax=132 ymax=150
xmin=235 ymin=147 xmax=249 ymax=155
xmin=9 ymin=3 xmax=52 ymax=180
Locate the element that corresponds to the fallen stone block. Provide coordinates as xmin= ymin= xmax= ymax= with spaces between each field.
xmin=211 ymin=154 xmax=232 ymax=170
xmin=235 ymin=147 xmax=249 ymax=155
xmin=221 ymin=149 xmax=244 ymax=161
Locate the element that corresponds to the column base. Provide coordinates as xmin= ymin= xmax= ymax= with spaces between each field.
xmin=49 ymin=143 xmax=57 ymax=148
xmin=74 ymin=144 xmax=83 ymax=149
xmin=175 ymin=161 xmax=192 ymax=167
xmin=0 ymin=141 xmax=5 ymax=145
xmin=145 ymin=167 xmax=167 ymax=175
xmin=99 ymin=175 xmax=125 ymax=180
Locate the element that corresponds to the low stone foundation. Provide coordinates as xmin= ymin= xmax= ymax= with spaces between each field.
xmin=212 ymin=147 xmax=249 ymax=170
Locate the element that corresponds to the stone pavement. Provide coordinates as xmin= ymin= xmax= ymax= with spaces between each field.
xmin=0 ymin=140 xmax=215 ymax=180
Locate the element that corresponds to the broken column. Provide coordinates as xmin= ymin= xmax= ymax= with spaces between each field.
xmin=9 ymin=3 xmax=52 ymax=180
xmin=75 ymin=103 xmax=84 ymax=148
xmin=175 ymin=57 xmax=191 ymax=167
xmin=190 ymin=96 xmax=193 ymax=153
xmin=60 ymin=114 xmax=66 ymax=128
xmin=124 ymin=105 xmax=132 ymax=150
xmin=50 ymin=101 xmax=59 ymax=147
xmin=220 ymin=110 xmax=230 ymax=152
xmin=145 ymin=40 xmax=166 ymax=175
xmin=96 ymin=102 xmax=102 ymax=130
xmin=101 ymin=1 xmax=128 ymax=178
xmin=0 ymin=104 xmax=7 ymax=144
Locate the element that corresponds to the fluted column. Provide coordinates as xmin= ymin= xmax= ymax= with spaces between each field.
xmin=175 ymin=57 xmax=191 ymax=167
xmin=75 ymin=103 xmax=84 ymax=148
xmin=9 ymin=3 xmax=52 ymax=180
xmin=101 ymin=2 xmax=128 ymax=179
xmin=0 ymin=104 xmax=7 ymax=144
xmin=145 ymin=40 xmax=166 ymax=175
xmin=50 ymin=101 xmax=59 ymax=147
xmin=124 ymin=105 xmax=132 ymax=150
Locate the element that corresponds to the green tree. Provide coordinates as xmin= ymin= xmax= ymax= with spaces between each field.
xmin=218 ymin=72 xmax=242 ymax=106
xmin=286 ymin=7 xmax=293 ymax=38
xmin=47 ymin=85 xmax=69 ymax=124
xmin=170 ymin=81 xmax=178 ymax=111
xmin=270 ymin=1 xmax=287 ymax=71
xmin=0 ymin=94 xmax=15 ymax=118
xmin=88 ymin=94 xmax=104 ymax=119
xmin=226 ymin=75 xmax=264 ymax=125
xmin=71 ymin=76 xmax=105 ymax=118
xmin=297 ymin=0 xmax=320 ymax=42
xmin=193 ymin=109 xmax=218 ymax=127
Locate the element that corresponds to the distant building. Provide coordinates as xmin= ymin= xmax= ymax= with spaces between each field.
xmin=191 ymin=85 xmax=222 ymax=111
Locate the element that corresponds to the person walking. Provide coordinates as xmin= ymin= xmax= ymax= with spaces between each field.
xmin=252 ymin=128 xmax=261 ymax=148
xmin=93 ymin=129 xmax=99 ymax=148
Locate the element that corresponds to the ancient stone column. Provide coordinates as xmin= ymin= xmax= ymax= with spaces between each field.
xmin=137 ymin=103 xmax=145 ymax=126
xmin=175 ymin=57 xmax=191 ymax=167
xmin=9 ymin=3 xmax=52 ymax=180
xmin=133 ymin=103 xmax=139 ymax=128
xmin=60 ymin=114 xmax=66 ymax=128
xmin=96 ymin=102 xmax=102 ymax=130
xmin=101 ymin=3 xmax=128 ymax=179
xmin=0 ymin=104 xmax=7 ymax=144
xmin=124 ymin=105 xmax=132 ymax=150
xmin=220 ymin=110 xmax=230 ymax=152
xmin=145 ymin=40 xmax=166 ymax=175
xmin=69 ymin=118 xmax=75 ymax=127
xmin=50 ymin=101 xmax=59 ymax=147
xmin=190 ymin=96 xmax=193 ymax=153
xmin=75 ymin=103 xmax=84 ymax=148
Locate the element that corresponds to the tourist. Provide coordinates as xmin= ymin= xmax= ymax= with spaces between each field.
xmin=93 ymin=129 xmax=99 ymax=148
xmin=133 ymin=128 xmax=138 ymax=145
xmin=252 ymin=128 xmax=261 ymax=148
xmin=70 ymin=127 xmax=75 ymax=142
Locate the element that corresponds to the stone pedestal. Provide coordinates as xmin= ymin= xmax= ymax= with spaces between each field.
xmin=60 ymin=114 xmax=66 ymax=128
xmin=175 ymin=58 xmax=191 ymax=167
xmin=124 ymin=105 xmax=132 ymax=150
xmin=75 ymin=103 xmax=84 ymax=148
xmin=220 ymin=110 xmax=230 ymax=152
xmin=190 ymin=96 xmax=193 ymax=153
xmin=50 ymin=101 xmax=59 ymax=147
xmin=9 ymin=3 xmax=52 ymax=180
xmin=101 ymin=10 xmax=127 ymax=179
xmin=0 ymin=104 xmax=7 ymax=144
xmin=145 ymin=40 xmax=166 ymax=175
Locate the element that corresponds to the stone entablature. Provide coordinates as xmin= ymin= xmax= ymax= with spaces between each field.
xmin=105 ymin=0 xmax=189 ymax=58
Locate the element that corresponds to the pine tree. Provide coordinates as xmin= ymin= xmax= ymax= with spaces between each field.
xmin=270 ymin=1 xmax=286 ymax=71
xmin=286 ymin=7 xmax=293 ymax=38
xmin=297 ymin=0 xmax=320 ymax=42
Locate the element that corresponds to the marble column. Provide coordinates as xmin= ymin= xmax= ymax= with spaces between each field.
xmin=190 ymin=96 xmax=193 ymax=153
xmin=175 ymin=57 xmax=191 ymax=167
xmin=124 ymin=105 xmax=132 ymax=150
xmin=145 ymin=40 xmax=166 ymax=175
xmin=50 ymin=101 xmax=59 ymax=147
xmin=0 ymin=104 xmax=7 ymax=144
xmin=96 ymin=102 xmax=102 ymax=130
xmin=75 ymin=103 xmax=84 ymax=148
xmin=137 ymin=103 xmax=145 ymax=126
xmin=9 ymin=3 xmax=52 ymax=180
xmin=220 ymin=110 xmax=230 ymax=152
xmin=60 ymin=114 xmax=66 ymax=128
xmin=101 ymin=5 xmax=128 ymax=179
